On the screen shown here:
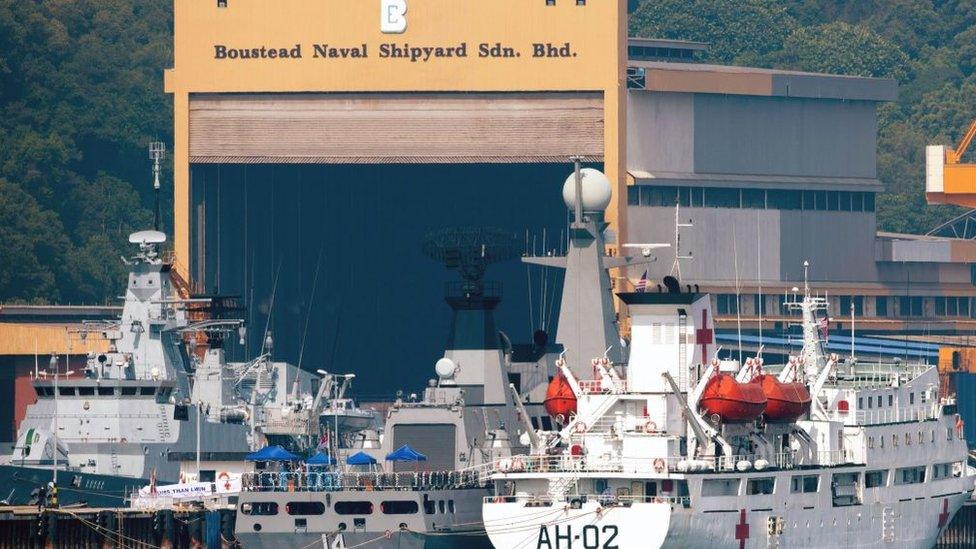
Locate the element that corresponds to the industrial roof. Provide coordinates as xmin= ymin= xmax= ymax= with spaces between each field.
xmin=629 ymin=61 xmax=898 ymax=102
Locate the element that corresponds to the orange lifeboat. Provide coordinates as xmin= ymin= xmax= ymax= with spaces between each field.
xmin=543 ymin=373 xmax=577 ymax=424
xmin=699 ymin=373 xmax=767 ymax=422
xmin=754 ymin=374 xmax=811 ymax=422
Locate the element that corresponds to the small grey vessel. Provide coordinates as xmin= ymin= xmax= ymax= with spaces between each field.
xmin=235 ymin=167 xmax=653 ymax=548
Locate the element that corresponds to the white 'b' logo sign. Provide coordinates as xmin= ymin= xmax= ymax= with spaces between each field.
xmin=381 ymin=0 xmax=407 ymax=34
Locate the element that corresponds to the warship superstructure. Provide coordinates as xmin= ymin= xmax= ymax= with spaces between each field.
xmin=233 ymin=166 xmax=659 ymax=548
xmin=483 ymin=269 xmax=976 ymax=547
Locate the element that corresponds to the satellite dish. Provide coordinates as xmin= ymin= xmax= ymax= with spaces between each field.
xmin=435 ymin=358 xmax=457 ymax=379
xmin=129 ymin=230 xmax=166 ymax=245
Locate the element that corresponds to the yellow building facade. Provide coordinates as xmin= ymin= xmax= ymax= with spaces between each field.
xmin=165 ymin=0 xmax=628 ymax=270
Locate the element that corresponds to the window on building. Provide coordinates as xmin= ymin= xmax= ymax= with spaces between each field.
xmin=826 ymin=191 xmax=840 ymax=211
xmin=704 ymin=187 xmax=740 ymax=208
xmin=899 ymin=296 xmax=923 ymax=317
xmin=875 ymin=297 xmax=888 ymax=317
xmin=839 ymin=296 xmax=863 ymax=316
xmin=717 ymin=294 xmax=739 ymax=315
xmin=767 ymin=189 xmax=801 ymax=210
xmin=199 ymin=470 xmax=216 ymax=482
xmin=742 ymin=189 xmax=765 ymax=208
xmin=546 ymin=0 xmax=556 ymax=5
xmin=753 ymin=295 xmax=767 ymax=316
xmin=864 ymin=193 xmax=876 ymax=212
xmin=627 ymin=186 xmax=639 ymax=206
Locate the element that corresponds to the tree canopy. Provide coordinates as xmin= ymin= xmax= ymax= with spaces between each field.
xmin=0 ymin=1 xmax=971 ymax=304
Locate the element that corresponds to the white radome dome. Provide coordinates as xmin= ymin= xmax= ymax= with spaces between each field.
xmin=562 ymin=168 xmax=612 ymax=212
xmin=435 ymin=357 xmax=457 ymax=379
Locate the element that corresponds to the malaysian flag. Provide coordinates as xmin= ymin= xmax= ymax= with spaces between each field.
xmin=818 ymin=315 xmax=829 ymax=342
xmin=636 ymin=271 xmax=648 ymax=293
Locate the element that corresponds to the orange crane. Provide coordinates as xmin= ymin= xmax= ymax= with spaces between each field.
xmin=926 ymin=119 xmax=976 ymax=206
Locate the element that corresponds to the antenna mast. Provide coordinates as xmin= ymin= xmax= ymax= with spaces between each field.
xmin=149 ymin=142 xmax=166 ymax=232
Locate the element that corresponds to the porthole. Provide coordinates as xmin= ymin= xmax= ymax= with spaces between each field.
xmin=253 ymin=523 xmax=262 ymax=532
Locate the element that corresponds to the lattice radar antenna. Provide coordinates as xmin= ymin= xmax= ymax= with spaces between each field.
xmin=422 ymin=227 xmax=518 ymax=295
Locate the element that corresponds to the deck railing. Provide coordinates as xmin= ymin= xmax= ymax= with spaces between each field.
xmin=241 ymin=470 xmax=487 ymax=493
xmin=484 ymin=493 xmax=691 ymax=508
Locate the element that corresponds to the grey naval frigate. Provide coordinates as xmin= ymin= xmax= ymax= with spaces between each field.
xmin=234 ymin=165 xmax=657 ymax=548
xmin=0 ymin=148 xmax=319 ymax=507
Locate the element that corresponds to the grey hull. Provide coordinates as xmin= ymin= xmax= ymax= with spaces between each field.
xmin=236 ymin=530 xmax=491 ymax=549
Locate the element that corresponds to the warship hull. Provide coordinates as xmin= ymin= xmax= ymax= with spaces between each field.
xmin=0 ymin=464 xmax=156 ymax=507
xmin=236 ymin=529 xmax=491 ymax=549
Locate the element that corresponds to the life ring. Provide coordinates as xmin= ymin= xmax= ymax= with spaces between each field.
xmin=653 ymin=458 xmax=666 ymax=473
xmin=643 ymin=420 xmax=657 ymax=433
xmin=574 ymin=422 xmax=587 ymax=434
xmin=218 ymin=471 xmax=231 ymax=481
xmin=384 ymin=530 xmax=393 ymax=540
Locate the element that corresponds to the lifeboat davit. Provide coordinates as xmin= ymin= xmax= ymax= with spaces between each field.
xmin=543 ymin=373 xmax=577 ymax=424
xmin=699 ymin=373 xmax=767 ymax=422
xmin=754 ymin=374 xmax=811 ymax=422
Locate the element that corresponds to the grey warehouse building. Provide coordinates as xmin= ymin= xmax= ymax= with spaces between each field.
xmin=623 ymin=43 xmax=976 ymax=362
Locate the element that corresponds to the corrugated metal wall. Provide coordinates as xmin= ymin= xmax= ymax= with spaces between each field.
xmin=938 ymin=502 xmax=976 ymax=548
xmin=189 ymin=93 xmax=604 ymax=164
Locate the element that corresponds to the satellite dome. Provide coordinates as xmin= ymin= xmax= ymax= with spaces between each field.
xmin=562 ymin=168 xmax=612 ymax=212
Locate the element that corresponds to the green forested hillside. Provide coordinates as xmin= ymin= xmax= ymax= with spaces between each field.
xmin=0 ymin=1 xmax=972 ymax=304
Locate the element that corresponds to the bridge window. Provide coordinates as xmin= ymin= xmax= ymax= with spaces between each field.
xmin=58 ymin=387 xmax=75 ymax=396
xmin=139 ymin=387 xmax=156 ymax=396
xmin=790 ymin=475 xmax=818 ymax=494
xmin=78 ymin=387 xmax=95 ymax=396
xmin=864 ymin=470 xmax=887 ymax=488
xmin=701 ymin=478 xmax=740 ymax=497
xmin=335 ymin=501 xmax=373 ymax=515
xmin=287 ymin=502 xmax=325 ymax=515
xmin=894 ymin=466 xmax=925 ymax=485
xmin=382 ymin=501 xmax=419 ymax=515
xmin=98 ymin=387 xmax=115 ymax=396
xmin=746 ymin=477 xmax=775 ymax=495
xmin=121 ymin=387 xmax=137 ymax=396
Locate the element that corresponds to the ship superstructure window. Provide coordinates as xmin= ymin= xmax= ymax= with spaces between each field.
xmin=790 ymin=474 xmax=819 ymax=493
xmin=241 ymin=502 xmax=278 ymax=515
xmin=894 ymin=466 xmax=926 ymax=485
xmin=864 ymin=470 xmax=887 ymax=488
xmin=287 ymin=502 xmax=325 ymax=515
xmin=335 ymin=501 xmax=373 ymax=515
xmin=98 ymin=387 xmax=114 ymax=396
xmin=839 ymin=296 xmax=864 ymax=316
xmin=58 ymin=387 xmax=75 ymax=396
xmin=382 ymin=501 xmax=419 ymax=514
xmin=701 ymin=478 xmax=740 ymax=497
xmin=139 ymin=387 xmax=156 ymax=396
xmin=121 ymin=387 xmax=137 ymax=396
xmin=935 ymin=297 xmax=970 ymax=317
xmin=540 ymin=416 xmax=553 ymax=431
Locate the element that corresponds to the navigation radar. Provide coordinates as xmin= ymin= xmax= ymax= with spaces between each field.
xmin=423 ymin=227 xmax=517 ymax=295
xmin=129 ymin=230 xmax=167 ymax=245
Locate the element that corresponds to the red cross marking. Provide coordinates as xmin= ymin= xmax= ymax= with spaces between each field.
xmin=938 ymin=498 xmax=950 ymax=529
xmin=696 ymin=309 xmax=713 ymax=361
xmin=735 ymin=509 xmax=749 ymax=549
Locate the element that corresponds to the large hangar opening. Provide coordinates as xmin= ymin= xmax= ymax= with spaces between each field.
xmin=187 ymin=92 xmax=605 ymax=393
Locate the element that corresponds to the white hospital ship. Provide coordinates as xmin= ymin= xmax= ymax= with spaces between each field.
xmin=483 ymin=173 xmax=975 ymax=548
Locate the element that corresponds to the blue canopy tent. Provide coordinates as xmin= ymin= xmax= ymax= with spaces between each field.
xmin=346 ymin=451 xmax=378 ymax=466
xmin=385 ymin=445 xmax=427 ymax=462
xmin=307 ymin=452 xmax=338 ymax=466
xmin=245 ymin=445 xmax=300 ymax=462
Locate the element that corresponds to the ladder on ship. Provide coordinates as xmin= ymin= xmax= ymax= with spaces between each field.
xmin=678 ymin=314 xmax=688 ymax=391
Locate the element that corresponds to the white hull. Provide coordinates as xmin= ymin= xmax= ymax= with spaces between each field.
xmin=485 ymin=487 xmax=971 ymax=548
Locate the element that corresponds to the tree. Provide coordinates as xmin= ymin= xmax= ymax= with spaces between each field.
xmin=771 ymin=22 xmax=911 ymax=81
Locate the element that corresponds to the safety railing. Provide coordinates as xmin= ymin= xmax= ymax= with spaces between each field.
xmin=484 ymin=493 xmax=691 ymax=508
xmin=570 ymin=414 xmax=668 ymax=438
xmin=826 ymin=404 xmax=941 ymax=426
xmin=241 ymin=470 xmax=487 ymax=493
